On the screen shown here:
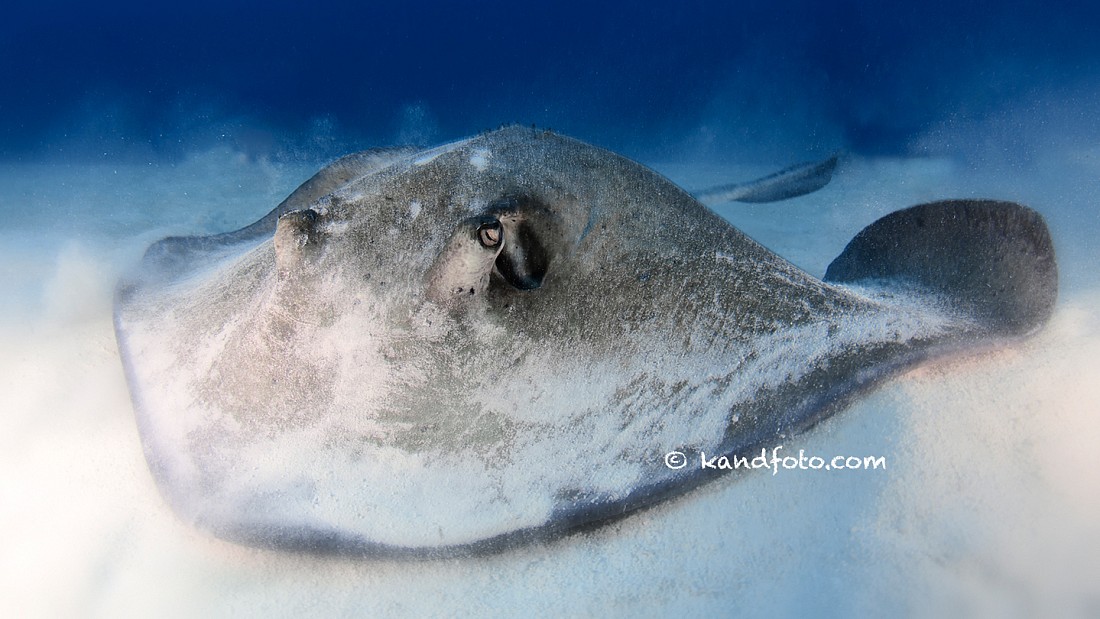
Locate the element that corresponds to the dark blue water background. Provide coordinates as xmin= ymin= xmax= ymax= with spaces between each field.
xmin=3 ymin=0 xmax=1099 ymax=163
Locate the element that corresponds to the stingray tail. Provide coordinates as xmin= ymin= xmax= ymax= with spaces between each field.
xmin=695 ymin=154 xmax=839 ymax=206
xmin=824 ymin=199 xmax=1058 ymax=337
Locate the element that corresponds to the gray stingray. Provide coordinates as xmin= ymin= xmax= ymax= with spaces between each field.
xmin=114 ymin=126 xmax=1057 ymax=558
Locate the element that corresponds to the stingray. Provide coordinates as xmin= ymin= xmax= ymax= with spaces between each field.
xmin=114 ymin=126 xmax=1057 ymax=557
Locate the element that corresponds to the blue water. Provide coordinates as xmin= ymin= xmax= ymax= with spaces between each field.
xmin=5 ymin=0 xmax=1100 ymax=162
xmin=3 ymin=2 xmax=1100 ymax=617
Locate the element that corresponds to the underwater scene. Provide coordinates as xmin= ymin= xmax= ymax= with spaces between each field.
xmin=2 ymin=1 xmax=1099 ymax=616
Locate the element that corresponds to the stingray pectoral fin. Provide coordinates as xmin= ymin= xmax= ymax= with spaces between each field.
xmin=274 ymin=147 xmax=418 ymax=216
xmin=212 ymin=146 xmax=419 ymax=245
xmin=824 ymin=199 xmax=1058 ymax=336
xmin=131 ymin=230 xmax=265 ymax=293
xmin=126 ymin=148 xmax=419 ymax=291
xmin=695 ymin=154 xmax=839 ymax=206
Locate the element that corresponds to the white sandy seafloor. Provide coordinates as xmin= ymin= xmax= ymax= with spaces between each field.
xmin=1 ymin=138 xmax=1098 ymax=618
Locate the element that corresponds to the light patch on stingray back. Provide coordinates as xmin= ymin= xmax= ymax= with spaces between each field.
xmin=469 ymin=148 xmax=491 ymax=171
xmin=408 ymin=200 xmax=422 ymax=221
xmin=322 ymin=220 xmax=351 ymax=235
xmin=715 ymin=251 xmax=739 ymax=266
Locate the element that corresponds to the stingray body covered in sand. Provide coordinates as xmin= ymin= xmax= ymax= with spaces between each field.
xmin=114 ymin=126 xmax=1057 ymax=556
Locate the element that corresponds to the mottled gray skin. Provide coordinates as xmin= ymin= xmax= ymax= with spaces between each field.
xmin=115 ymin=126 xmax=1057 ymax=557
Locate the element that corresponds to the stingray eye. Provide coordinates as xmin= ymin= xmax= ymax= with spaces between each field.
xmin=477 ymin=220 xmax=502 ymax=248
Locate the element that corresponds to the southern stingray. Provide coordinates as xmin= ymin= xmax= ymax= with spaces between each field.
xmin=114 ymin=126 xmax=1057 ymax=557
